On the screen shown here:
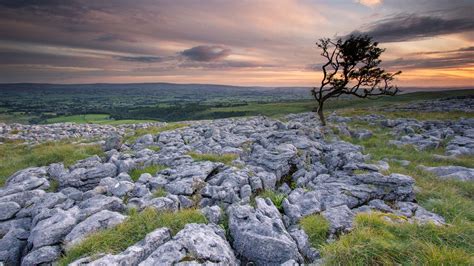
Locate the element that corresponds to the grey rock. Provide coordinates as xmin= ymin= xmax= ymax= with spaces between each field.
xmin=140 ymin=223 xmax=236 ymax=265
xmin=321 ymin=205 xmax=354 ymax=237
xmin=110 ymin=181 xmax=135 ymax=197
xmin=178 ymin=195 xmax=194 ymax=209
xmin=144 ymin=196 xmax=179 ymax=212
xmin=60 ymin=187 xmax=83 ymax=201
xmin=64 ymin=210 xmax=126 ymax=249
xmin=413 ymin=206 xmax=445 ymax=226
xmin=71 ymin=228 xmax=171 ymax=266
xmin=21 ymin=245 xmax=61 ymax=266
xmin=78 ymin=195 xmax=125 ymax=214
xmin=288 ymin=228 xmax=320 ymax=262
xmin=0 ymin=201 xmax=21 ymax=221
xmin=0 ymin=227 xmax=28 ymax=265
xmin=351 ymin=129 xmax=372 ymax=140
xmin=201 ymin=205 xmax=222 ymax=224
xmin=104 ymin=133 xmax=122 ymax=151
xmin=229 ymin=199 xmax=303 ymax=264
xmin=28 ymin=208 xmax=78 ymax=249
xmin=419 ymin=165 xmax=474 ymax=181
xmin=60 ymin=163 xmax=117 ymax=191
xmin=136 ymin=134 xmax=154 ymax=144
xmin=368 ymin=199 xmax=393 ymax=213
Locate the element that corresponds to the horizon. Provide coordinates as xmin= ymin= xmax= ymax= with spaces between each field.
xmin=0 ymin=0 xmax=473 ymax=87
xmin=1 ymin=81 xmax=473 ymax=91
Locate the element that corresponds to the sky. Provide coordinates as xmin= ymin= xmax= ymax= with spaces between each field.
xmin=0 ymin=0 xmax=472 ymax=87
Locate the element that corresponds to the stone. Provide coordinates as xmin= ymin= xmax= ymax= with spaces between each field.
xmin=351 ymin=129 xmax=372 ymax=140
xmin=21 ymin=245 xmax=61 ymax=266
xmin=77 ymin=195 xmax=125 ymax=219
xmin=64 ymin=210 xmax=126 ymax=249
xmin=418 ymin=165 xmax=474 ymax=181
xmin=321 ymin=205 xmax=354 ymax=237
xmin=144 ymin=196 xmax=179 ymax=212
xmin=28 ymin=208 xmax=78 ymax=249
xmin=60 ymin=163 xmax=117 ymax=191
xmin=70 ymin=228 xmax=171 ymax=266
xmin=110 ymin=181 xmax=135 ymax=197
xmin=288 ymin=228 xmax=320 ymax=262
xmin=103 ymin=133 xmax=122 ymax=151
xmin=0 ymin=227 xmax=28 ymax=265
xmin=140 ymin=223 xmax=236 ymax=265
xmin=136 ymin=134 xmax=154 ymax=144
xmin=0 ymin=201 xmax=21 ymax=221
xmin=201 ymin=205 xmax=222 ymax=224
xmin=229 ymin=199 xmax=303 ymax=264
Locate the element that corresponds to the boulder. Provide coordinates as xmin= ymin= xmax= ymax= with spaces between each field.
xmin=64 ymin=210 xmax=126 ymax=249
xmin=228 ymin=199 xmax=303 ymax=264
xmin=140 ymin=224 xmax=236 ymax=265
xmin=70 ymin=228 xmax=171 ymax=266
xmin=28 ymin=208 xmax=78 ymax=250
xmin=0 ymin=201 xmax=21 ymax=221
xmin=201 ymin=205 xmax=222 ymax=224
xmin=21 ymin=245 xmax=61 ymax=266
xmin=321 ymin=205 xmax=354 ymax=237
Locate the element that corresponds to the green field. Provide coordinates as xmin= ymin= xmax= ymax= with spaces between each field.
xmin=45 ymin=114 xmax=157 ymax=124
xmin=1 ymin=82 xmax=472 ymax=124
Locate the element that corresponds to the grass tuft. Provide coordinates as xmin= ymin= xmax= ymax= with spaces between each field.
xmin=59 ymin=208 xmax=207 ymax=265
xmin=152 ymin=187 xmax=168 ymax=198
xmin=259 ymin=190 xmax=287 ymax=212
xmin=321 ymin=212 xmax=474 ymax=265
xmin=188 ymin=152 xmax=238 ymax=165
xmin=0 ymin=141 xmax=103 ymax=186
xmin=129 ymin=164 xmax=167 ymax=182
xmin=300 ymin=214 xmax=330 ymax=249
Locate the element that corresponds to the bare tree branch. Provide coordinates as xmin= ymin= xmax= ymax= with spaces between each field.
xmin=312 ymin=35 xmax=402 ymax=125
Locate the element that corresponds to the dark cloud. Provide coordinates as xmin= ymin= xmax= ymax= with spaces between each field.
xmin=95 ymin=34 xmax=136 ymax=43
xmin=180 ymin=45 xmax=231 ymax=62
xmin=385 ymin=46 xmax=474 ymax=69
xmin=354 ymin=14 xmax=474 ymax=42
xmin=117 ymin=56 xmax=164 ymax=63
xmin=178 ymin=60 xmax=275 ymax=69
xmin=0 ymin=0 xmax=65 ymax=8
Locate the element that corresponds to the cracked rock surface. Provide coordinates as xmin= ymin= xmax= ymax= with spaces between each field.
xmin=0 ymin=113 xmax=447 ymax=265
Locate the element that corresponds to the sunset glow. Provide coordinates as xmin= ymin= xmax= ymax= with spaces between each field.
xmin=0 ymin=0 xmax=472 ymax=87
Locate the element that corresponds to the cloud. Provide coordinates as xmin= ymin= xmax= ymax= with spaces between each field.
xmin=117 ymin=56 xmax=164 ymax=63
xmin=385 ymin=46 xmax=474 ymax=69
xmin=0 ymin=0 xmax=65 ymax=8
xmin=178 ymin=60 xmax=275 ymax=69
xmin=95 ymin=34 xmax=136 ymax=43
xmin=355 ymin=0 xmax=383 ymax=8
xmin=355 ymin=13 xmax=474 ymax=42
xmin=180 ymin=45 xmax=231 ymax=62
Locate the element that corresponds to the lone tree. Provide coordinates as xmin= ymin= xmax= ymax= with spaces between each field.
xmin=312 ymin=34 xmax=401 ymax=125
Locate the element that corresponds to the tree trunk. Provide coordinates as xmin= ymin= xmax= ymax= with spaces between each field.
xmin=316 ymin=102 xmax=326 ymax=126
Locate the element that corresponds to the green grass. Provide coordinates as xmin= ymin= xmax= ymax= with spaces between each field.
xmin=124 ymin=123 xmax=188 ymax=144
xmin=259 ymin=190 xmax=287 ymax=212
xmin=152 ymin=188 xmax=168 ymax=198
xmin=0 ymin=141 xmax=103 ymax=186
xmin=299 ymin=214 xmax=330 ymax=249
xmin=187 ymin=152 xmax=238 ymax=165
xmin=59 ymin=208 xmax=207 ymax=266
xmin=319 ymin=118 xmax=474 ymax=265
xmin=147 ymin=146 xmax=161 ymax=152
xmin=339 ymin=109 xmax=474 ymax=121
xmin=45 ymin=114 xmax=157 ymax=125
xmin=321 ymin=212 xmax=474 ymax=265
xmin=129 ymin=164 xmax=167 ymax=182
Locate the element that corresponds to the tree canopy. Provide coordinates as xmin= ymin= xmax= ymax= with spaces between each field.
xmin=312 ymin=35 xmax=401 ymax=125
